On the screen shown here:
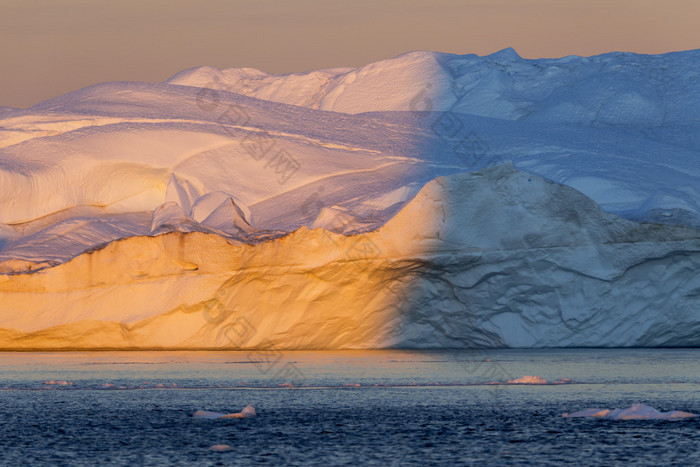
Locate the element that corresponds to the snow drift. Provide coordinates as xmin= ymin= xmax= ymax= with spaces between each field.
xmin=0 ymin=48 xmax=699 ymax=349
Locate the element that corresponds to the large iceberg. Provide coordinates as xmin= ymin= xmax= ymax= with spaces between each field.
xmin=0 ymin=49 xmax=699 ymax=349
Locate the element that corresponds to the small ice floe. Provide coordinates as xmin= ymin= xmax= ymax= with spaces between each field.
xmin=209 ymin=444 xmax=232 ymax=452
xmin=44 ymin=380 xmax=73 ymax=386
xmin=507 ymin=375 xmax=548 ymax=384
xmin=193 ymin=405 xmax=257 ymax=419
xmin=563 ymin=403 xmax=698 ymax=420
xmin=553 ymin=378 xmax=573 ymax=384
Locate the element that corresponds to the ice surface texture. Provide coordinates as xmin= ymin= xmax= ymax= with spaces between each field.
xmin=0 ymin=164 xmax=697 ymax=349
xmin=0 ymin=49 xmax=699 ymax=349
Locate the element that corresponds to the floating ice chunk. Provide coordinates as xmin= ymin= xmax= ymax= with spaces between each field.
xmin=209 ymin=444 xmax=232 ymax=452
xmin=239 ymin=405 xmax=256 ymax=417
xmin=553 ymin=378 xmax=573 ymax=384
xmin=563 ymin=403 xmax=698 ymax=420
xmin=562 ymin=408 xmax=611 ymax=418
xmin=507 ymin=375 xmax=548 ymax=384
xmin=193 ymin=405 xmax=256 ymax=419
xmin=193 ymin=410 xmax=230 ymax=419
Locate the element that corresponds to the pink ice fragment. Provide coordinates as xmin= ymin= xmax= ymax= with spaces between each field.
xmin=507 ymin=375 xmax=548 ymax=384
xmin=193 ymin=405 xmax=257 ymax=419
xmin=563 ymin=403 xmax=698 ymax=420
xmin=209 ymin=444 xmax=232 ymax=452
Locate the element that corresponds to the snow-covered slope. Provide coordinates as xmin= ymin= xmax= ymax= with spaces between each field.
xmin=0 ymin=49 xmax=699 ymax=349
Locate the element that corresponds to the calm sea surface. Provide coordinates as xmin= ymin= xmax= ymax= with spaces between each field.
xmin=0 ymin=349 xmax=698 ymax=466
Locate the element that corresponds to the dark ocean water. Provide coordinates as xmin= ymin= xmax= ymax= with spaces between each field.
xmin=0 ymin=349 xmax=698 ymax=466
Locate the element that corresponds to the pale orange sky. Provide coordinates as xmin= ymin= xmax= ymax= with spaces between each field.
xmin=1 ymin=0 xmax=699 ymax=108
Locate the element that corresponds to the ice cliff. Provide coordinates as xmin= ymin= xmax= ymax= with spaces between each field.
xmin=0 ymin=49 xmax=699 ymax=349
xmin=0 ymin=164 xmax=698 ymax=349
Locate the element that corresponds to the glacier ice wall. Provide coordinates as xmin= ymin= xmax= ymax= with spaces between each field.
xmin=1 ymin=165 xmax=698 ymax=349
xmin=2 ymin=49 xmax=700 ymax=349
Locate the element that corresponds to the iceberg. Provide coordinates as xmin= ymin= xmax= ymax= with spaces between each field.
xmin=43 ymin=380 xmax=73 ymax=386
xmin=507 ymin=376 xmax=548 ymax=385
xmin=193 ymin=405 xmax=257 ymax=419
xmin=209 ymin=445 xmax=233 ymax=452
xmin=563 ymin=404 xmax=698 ymax=420
xmin=0 ymin=164 xmax=697 ymax=349
xmin=0 ymin=49 xmax=699 ymax=349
